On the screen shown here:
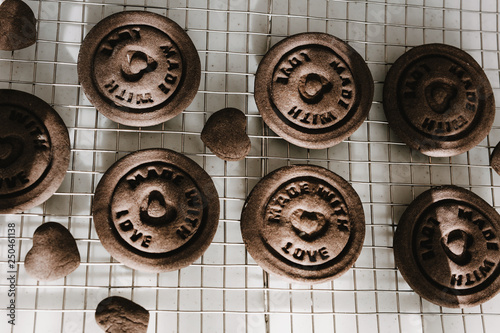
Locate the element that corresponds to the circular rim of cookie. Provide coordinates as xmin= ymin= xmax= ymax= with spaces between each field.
xmin=394 ymin=185 xmax=500 ymax=308
xmin=0 ymin=89 xmax=70 ymax=213
xmin=383 ymin=43 xmax=495 ymax=157
xmin=240 ymin=164 xmax=365 ymax=284
xmin=92 ymin=148 xmax=220 ymax=272
xmin=78 ymin=11 xmax=201 ymax=127
xmin=254 ymin=32 xmax=374 ymax=149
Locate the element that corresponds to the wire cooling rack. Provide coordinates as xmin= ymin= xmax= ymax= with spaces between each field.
xmin=1 ymin=0 xmax=500 ymax=332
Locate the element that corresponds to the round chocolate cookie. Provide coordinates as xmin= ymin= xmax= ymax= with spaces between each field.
xmin=383 ymin=44 xmax=495 ymax=157
xmin=78 ymin=11 xmax=201 ymax=127
xmin=92 ymin=149 xmax=219 ymax=272
xmin=240 ymin=165 xmax=365 ymax=283
xmin=0 ymin=90 xmax=70 ymax=213
xmin=254 ymin=33 xmax=374 ymax=149
xmin=394 ymin=186 xmax=500 ymax=308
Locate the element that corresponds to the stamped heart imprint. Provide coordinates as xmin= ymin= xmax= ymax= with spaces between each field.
xmin=290 ymin=209 xmax=328 ymax=241
xmin=0 ymin=136 xmax=24 ymax=168
xmin=425 ymin=81 xmax=458 ymax=114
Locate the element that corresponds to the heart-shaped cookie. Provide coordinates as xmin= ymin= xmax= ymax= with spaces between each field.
xmin=24 ymin=222 xmax=80 ymax=281
xmin=95 ymin=296 xmax=149 ymax=333
xmin=290 ymin=209 xmax=328 ymax=241
xmin=0 ymin=135 xmax=24 ymax=168
xmin=0 ymin=0 xmax=37 ymax=51
xmin=201 ymin=108 xmax=251 ymax=161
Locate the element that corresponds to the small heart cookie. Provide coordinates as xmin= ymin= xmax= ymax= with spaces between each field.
xmin=24 ymin=222 xmax=80 ymax=281
xmin=201 ymin=108 xmax=251 ymax=161
xmin=0 ymin=0 xmax=37 ymax=51
xmin=95 ymin=296 xmax=149 ymax=333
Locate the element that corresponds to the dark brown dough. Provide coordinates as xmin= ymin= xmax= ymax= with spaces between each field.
xmin=78 ymin=11 xmax=201 ymax=127
xmin=24 ymin=222 xmax=80 ymax=281
xmin=254 ymin=32 xmax=374 ymax=149
xmin=201 ymin=108 xmax=251 ymax=161
xmin=92 ymin=149 xmax=220 ymax=272
xmin=95 ymin=296 xmax=149 ymax=333
xmin=240 ymin=164 xmax=365 ymax=283
xmin=394 ymin=185 xmax=500 ymax=308
xmin=0 ymin=0 xmax=36 ymax=51
xmin=0 ymin=89 xmax=71 ymax=213
xmin=491 ymin=142 xmax=500 ymax=175
xmin=383 ymin=44 xmax=495 ymax=157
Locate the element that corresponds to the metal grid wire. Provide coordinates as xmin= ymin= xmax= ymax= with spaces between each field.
xmin=1 ymin=0 xmax=500 ymax=332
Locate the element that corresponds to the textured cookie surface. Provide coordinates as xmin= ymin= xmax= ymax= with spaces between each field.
xmin=78 ymin=11 xmax=200 ymax=127
xmin=240 ymin=164 xmax=365 ymax=283
xmin=491 ymin=143 xmax=500 ymax=175
xmin=394 ymin=185 xmax=500 ymax=308
xmin=92 ymin=148 xmax=219 ymax=272
xmin=0 ymin=89 xmax=70 ymax=213
xmin=383 ymin=43 xmax=495 ymax=157
xmin=0 ymin=0 xmax=36 ymax=51
xmin=95 ymin=296 xmax=149 ymax=333
xmin=201 ymin=108 xmax=251 ymax=161
xmin=254 ymin=32 xmax=373 ymax=149
xmin=24 ymin=222 xmax=80 ymax=281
